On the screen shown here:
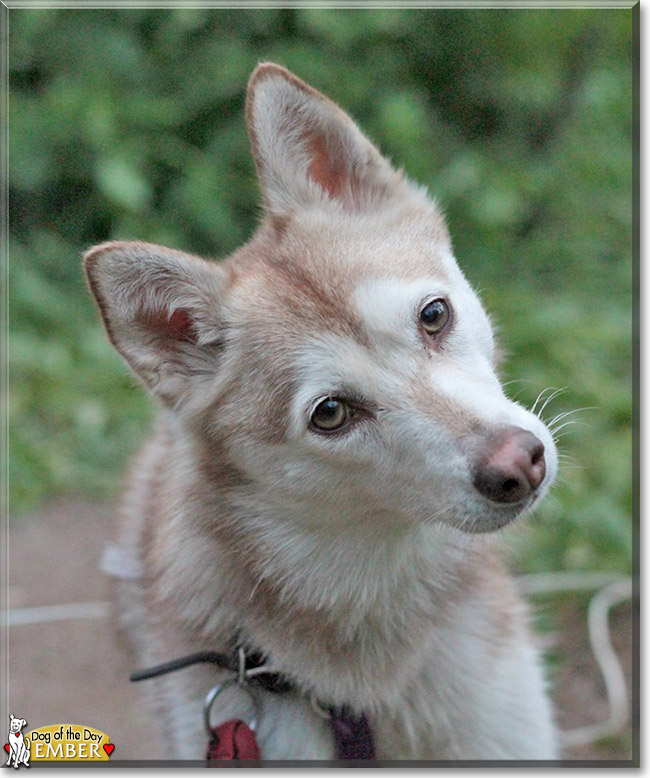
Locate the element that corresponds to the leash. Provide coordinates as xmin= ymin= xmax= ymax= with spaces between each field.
xmin=130 ymin=645 xmax=375 ymax=763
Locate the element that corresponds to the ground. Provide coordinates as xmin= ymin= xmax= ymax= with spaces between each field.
xmin=5 ymin=502 xmax=634 ymax=763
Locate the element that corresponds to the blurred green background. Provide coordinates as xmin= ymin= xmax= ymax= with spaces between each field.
xmin=10 ymin=8 xmax=633 ymax=576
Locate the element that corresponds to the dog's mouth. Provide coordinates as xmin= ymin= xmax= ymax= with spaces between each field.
xmin=459 ymin=489 xmax=545 ymax=534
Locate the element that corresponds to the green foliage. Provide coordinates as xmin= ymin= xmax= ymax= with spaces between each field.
xmin=10 ymin=9 xmax=633 ymax=574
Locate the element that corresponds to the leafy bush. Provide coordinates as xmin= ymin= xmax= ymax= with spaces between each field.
xmin=10 ymin=8 xmax=634 ymax=574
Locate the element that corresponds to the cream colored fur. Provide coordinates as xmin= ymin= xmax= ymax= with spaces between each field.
xmin=85 ymin=63 xmax=559 ymax=761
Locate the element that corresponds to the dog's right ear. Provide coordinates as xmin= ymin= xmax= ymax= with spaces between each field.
xmin=84 ymin=241 xmax=227 ymax=406
xmin=246 ymin=63 xmax=416 ymax=219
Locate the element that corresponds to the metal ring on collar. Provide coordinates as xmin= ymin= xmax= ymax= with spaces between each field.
xmin=203 ymin=678 xmax=260 ymax=737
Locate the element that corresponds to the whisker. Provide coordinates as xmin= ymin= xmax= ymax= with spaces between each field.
xmin=424 ymin=506 xmax=449 ymax=525
xmin=503 ymin=379 xmax=540 ymax=402
xmin=502 ymin=379 xmax=536 ymax=388
xmin=553 ymin=421 xmax=590 ymax=436
xmin=547 ymin=407 xmax=598 ymax=431
xmin=556 ymin=455 xmax=582 ymax=468
xmin=531 ymin=387 xmax=557 ymax=415
xmin=552 ymin=420 xmax=590 ymax=437
xmin=537 ymin=387 xmax=568 ymax=419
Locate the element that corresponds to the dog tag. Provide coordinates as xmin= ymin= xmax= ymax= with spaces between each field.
xmin=206 ymin=719 xmax=261 ymax=763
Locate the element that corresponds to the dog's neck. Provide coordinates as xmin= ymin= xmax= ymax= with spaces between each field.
xmin=152 ymin=421 xmax=488 ymax=708
xmin=225 ymin=498 xmax=470 ymax=621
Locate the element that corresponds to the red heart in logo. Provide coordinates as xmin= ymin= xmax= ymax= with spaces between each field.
xmin=4 ymin=744 xmax=9 ymax=753
xmin=103 ymin=743 xmax=115 ymax=756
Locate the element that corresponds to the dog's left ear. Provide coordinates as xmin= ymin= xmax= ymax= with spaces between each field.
xmin=246 ymin=63 xmax=417 ymax=218
xmin=84 ymin=241 xmax=227 ymax=407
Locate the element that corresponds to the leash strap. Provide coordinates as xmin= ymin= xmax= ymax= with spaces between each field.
xmin=130 ymin=651 xmax=238 ymax=681
xmin=130 ymin=648 xmax=292 ymax=693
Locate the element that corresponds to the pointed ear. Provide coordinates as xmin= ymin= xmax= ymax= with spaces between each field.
xmin=84 ymin=241 xmax=226 ymax=406
xmin=246 ymin=63 xmax=410 ymax=217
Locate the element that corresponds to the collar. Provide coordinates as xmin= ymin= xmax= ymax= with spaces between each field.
xmin=131 ymin=645 xmax=375 ymax=760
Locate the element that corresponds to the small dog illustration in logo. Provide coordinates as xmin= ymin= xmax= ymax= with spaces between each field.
xmin=5 ymin=716 xmax=30 ymax=769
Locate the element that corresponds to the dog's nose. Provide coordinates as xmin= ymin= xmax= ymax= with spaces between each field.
xmin=472 ymin=427 xmax=546 ymax=505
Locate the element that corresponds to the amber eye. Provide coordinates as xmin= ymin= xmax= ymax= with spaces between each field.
xmin=420 ymin=298 xmax=451 ymax=335
xmin=310 ymin=398 xmax=350 ymax=432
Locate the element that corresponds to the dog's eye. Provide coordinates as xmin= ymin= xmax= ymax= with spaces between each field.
xmin=310 ymin=398 xmax=351 ymax=432
xmin=420 ymin=298 xmax=451 ymax=335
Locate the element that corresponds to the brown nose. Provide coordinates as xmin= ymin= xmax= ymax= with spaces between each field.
xmin=472 ymin=427 xmax=546 ymax=505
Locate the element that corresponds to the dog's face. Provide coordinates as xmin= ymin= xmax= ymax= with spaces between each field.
xmin=85 ymin=64 xmax=557 ymax=535
xmin=9 ymin=716 xmax=26 ymax=734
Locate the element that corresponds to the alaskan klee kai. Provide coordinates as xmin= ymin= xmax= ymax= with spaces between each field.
xmin=85 ymin=64 xmax=558 ymax=760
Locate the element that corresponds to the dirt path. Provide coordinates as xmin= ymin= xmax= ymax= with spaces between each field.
xmin=5 ymin=501 xmax=634 ymax=762
xmin=6 ymin=502 xmax=162 ymax=760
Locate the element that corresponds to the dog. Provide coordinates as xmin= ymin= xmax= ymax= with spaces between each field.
xmin=5 ymin=716 xmax=30 ymax=769
xmin=85 ymin=63 xmax=559 ymax=760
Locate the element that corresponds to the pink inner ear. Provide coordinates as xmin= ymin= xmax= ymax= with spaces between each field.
xmin=143 ymin=307 xmax=197 ymax=344
xmin=307 ymin=135 xmax=347 ymax=199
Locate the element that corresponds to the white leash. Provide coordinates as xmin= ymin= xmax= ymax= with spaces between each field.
xmin=517 ymin=572 xmax=634 ymax=747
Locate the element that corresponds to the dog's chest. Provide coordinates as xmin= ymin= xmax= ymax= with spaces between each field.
xmin=252 ymin=671 xmax=461 ymax=760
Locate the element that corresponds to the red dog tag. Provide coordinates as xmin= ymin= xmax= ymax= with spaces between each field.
xmin=206 ymin=719 xmax=261 ymax=764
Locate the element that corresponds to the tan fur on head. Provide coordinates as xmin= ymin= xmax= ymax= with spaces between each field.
xmin=85 ymin=63 xmax=559 ymax=760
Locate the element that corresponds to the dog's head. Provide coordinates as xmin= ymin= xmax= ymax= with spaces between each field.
xmin=9 ymin=716 xmax=26 ymax=733
xmin=85 ymin=64 xmax=557 ymax=535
